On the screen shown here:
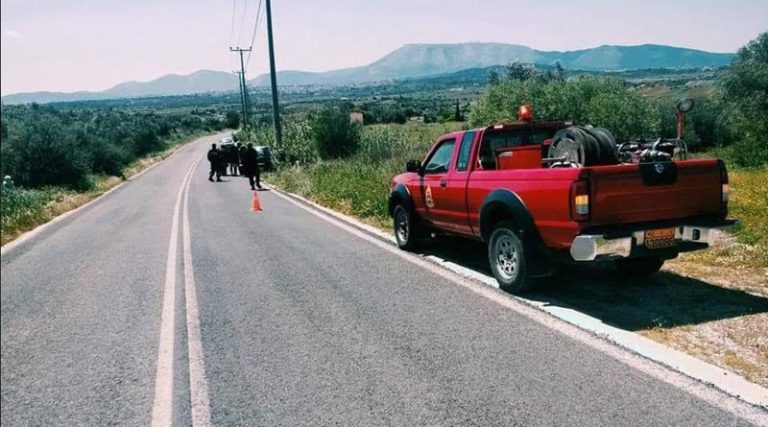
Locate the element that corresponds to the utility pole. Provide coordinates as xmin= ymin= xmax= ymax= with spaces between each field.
xmin=265 ymin=0 xmax=282 ymax=147
xmin=232 ymin=70 xmax=246 ymax=129
xmin=230 ymin=47 xmax=252 ymax=130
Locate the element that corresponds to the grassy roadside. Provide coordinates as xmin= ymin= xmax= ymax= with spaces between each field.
xmin=265 ymin=123 xmax=767 ymax=386
xmin=666 ymin=167 xmax=768 ymax=289
xmin=1 ymin=131 xmax=211 ymax=246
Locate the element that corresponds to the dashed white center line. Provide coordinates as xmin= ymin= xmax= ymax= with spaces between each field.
xmin=151 ymin=159 xmax=195 ymax=427
xmin=151 ymin=155 xmax=210 ymax=427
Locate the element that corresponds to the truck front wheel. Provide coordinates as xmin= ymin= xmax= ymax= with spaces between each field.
xmin=614 ymin=256 xmax=665 ymax=277
xmin=489 ymin=222 xmax=533 ymax=293
xmin=393 ymin=204 xmax=422 ymax=250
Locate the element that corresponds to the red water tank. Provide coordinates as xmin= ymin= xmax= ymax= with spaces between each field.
xmin=496 ymin=145 xmax=542 ymax=170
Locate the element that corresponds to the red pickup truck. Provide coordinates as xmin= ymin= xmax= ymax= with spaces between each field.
xmin=388 ymin=108 xmax=736 ymax=293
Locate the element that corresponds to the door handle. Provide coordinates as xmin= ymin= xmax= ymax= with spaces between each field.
xmin=439 ymin=180 xmax=447 ymax=188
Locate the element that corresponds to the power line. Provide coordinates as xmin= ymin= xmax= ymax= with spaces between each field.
xmin=245 ymin=0 xmax=264 ymax=68
xmin=229 ymin=0 xmax=237 ymax=46
xmin=236 ymin=0 xmax=250 ymax=47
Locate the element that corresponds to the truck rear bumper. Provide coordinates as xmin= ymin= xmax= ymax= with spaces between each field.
xmin=570 ymin=220 xmax=739 ymax=261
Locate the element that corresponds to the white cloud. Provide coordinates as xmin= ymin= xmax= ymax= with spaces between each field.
xmin=3 ymin=30 xmax=22 ymax=39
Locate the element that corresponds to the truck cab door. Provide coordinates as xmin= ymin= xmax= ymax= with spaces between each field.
xmin=440 ymin=131 xmax=476 ymax=235
xmin=417 ymin=137 xmax=457 ymax=229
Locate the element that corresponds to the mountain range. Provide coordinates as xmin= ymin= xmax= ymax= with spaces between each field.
xmin=2 ymin=43 xmax=734 ymax=105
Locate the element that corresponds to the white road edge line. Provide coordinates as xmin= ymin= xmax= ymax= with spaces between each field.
xmin=151 ymin=157 xmax=198 ymax=427
xmin=267 ymin=186 xmax=768 ymax=424
xmin=182 ymin=158 xmax=212 ymax=427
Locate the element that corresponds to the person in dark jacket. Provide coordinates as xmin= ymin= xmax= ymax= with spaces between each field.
xmin=241 ymin=143 xmax=261 ymax=190
xmin=207 ymin=143 xmax=222 ymax=182
xmin=228 ymin=144 xmax=240 ymax=176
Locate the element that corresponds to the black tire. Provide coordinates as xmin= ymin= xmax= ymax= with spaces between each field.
xmin=571 ymin=127 xmax=601 ymax=166
xmin=550 ymin=127 xmax=587 ymax=166
xmin=550 ymin=126 xmax=618 ymax=167
xmin=614 ymin=257 xmax=665 ymax=278
xmin=583 ymin=126 xmax=619 ymax=165
xmin=393 ymin=204 xmax=423 ymax=250
xmin=488 ymin=221 xmax=533 ymax=293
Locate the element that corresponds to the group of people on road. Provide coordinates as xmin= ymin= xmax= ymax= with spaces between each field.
xmin=207 ymin=142 xmax=261 ymax=190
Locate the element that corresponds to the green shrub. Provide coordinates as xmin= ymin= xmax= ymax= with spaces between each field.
xmin=468 ymin=76 xmax=661 ymax=140
xmin=1 ymin=104 xmax=216 ymax=190
xmin=312 ymin=106 xmax=361 ymax=159
xmin=224 ymin=111 xmax=241 ymax=129
xmin=233 ymin=116 xmax=315 ymax=166
xmin=721 ymin=32 xmax=768 ymax=167
xmin=3 ymin=113 xmax=93 ymax=190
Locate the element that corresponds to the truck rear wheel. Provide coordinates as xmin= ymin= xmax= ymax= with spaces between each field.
xmin=614 ymin=257 xmax=665 ymax=278
xmin=393 ymin=204 xmax=423 ymax=250
xmin=488 ymin=222 xmax=533 ymax=293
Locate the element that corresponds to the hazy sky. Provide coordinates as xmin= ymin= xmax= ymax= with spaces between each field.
xmin=1 ymin=0 xmax=767 ymax=95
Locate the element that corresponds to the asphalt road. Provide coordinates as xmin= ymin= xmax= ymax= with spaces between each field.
xmin=1 ymin=133 xmax=763 ymax=426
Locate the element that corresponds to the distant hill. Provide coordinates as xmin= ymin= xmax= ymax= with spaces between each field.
xmin=2 ymin=70 xmax=238 ymax=105
xmin=2 ymin=43 xmax=734 ymax=104
xmin=1 ymin=91 xmax=112 ymax=105
xmin=104 ymin=70 xmax=238 ymax=98
xmin=249 ymin=43 xmax=734 ymax=86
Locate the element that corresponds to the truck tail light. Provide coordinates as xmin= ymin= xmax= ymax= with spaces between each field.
xmin=718 ymin=159 xmax=729 ymax=219
xmin=575 ymin=195 xmax=589 ymax=214
xmin=570 ymin=172 xmax=591 ymax=222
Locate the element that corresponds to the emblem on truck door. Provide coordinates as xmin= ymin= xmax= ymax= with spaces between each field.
xmin=425 ymin=186 xmax=435 ymax=208
xmin=655 ymin=163 xmax=665 ymax=173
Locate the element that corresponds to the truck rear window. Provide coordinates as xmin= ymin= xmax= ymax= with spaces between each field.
xmin=481 ymin=128 xmax=556 ymax=152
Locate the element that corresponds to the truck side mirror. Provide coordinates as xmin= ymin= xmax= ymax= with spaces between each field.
xmin=406 ymin=160 xmax=422 ymax=174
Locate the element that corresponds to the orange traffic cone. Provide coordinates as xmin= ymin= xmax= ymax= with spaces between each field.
xmin=251 ymin=191 xmax=263 ymax=212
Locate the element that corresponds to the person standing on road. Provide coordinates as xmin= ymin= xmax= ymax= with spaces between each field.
xmin=228 ymin=145 xmax=240 ymax=176
xmin=241 ymin=143 xmax=262 ymax=190
xmin=238 ymin=144 xmax=247 ymax=176
xmin=207 ymin=143 xmax=222 ymax=182
xmin=230 ymin=143 xmax=240 ymax=176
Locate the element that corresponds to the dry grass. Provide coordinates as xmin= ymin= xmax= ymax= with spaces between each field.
xmin=640 ymin=314 xmax=768 ymax=387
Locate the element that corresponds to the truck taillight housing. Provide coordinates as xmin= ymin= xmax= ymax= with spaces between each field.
xmin=570 ymin=172 xmax=591 ymax=222
xmin=718 ymin=159 xmax=729 ymax=219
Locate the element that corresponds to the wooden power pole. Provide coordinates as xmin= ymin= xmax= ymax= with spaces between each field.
xmin=265 ymin=0 xmax=282 ymax=147
xmin=230 ymin=47 xmax=252 ymax=130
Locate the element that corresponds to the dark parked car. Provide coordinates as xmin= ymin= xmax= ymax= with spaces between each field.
xmin=255 ymin=146 xmax=274 ymax=171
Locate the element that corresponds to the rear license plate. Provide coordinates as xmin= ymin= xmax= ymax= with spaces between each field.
xmin=645 ymin=227 xmax=676 ymax=249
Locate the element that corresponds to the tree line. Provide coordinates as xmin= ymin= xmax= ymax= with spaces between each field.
xmin=471 ymin=32 xmax=768 ymax=167
xmin=0 ymin=104 xmax=240 ymax=189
